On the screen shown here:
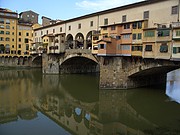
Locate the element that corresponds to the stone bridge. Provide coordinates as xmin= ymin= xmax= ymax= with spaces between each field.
xmin=0 ymin=52 xmax=179 ymax=89
xmin=42 ymin=49 xmax=99 ymax=74
xmin=99 ymin=57 xmax=180 ymax=89
xmin=0 ymin=55 xmax=42 ymax=68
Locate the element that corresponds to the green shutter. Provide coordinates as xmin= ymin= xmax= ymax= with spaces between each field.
xmin=173 ymin=47 xmax=177 ymax=54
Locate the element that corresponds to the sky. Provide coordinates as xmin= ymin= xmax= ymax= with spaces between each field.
xmin=0 ymin=0 xmax=143 ymax=23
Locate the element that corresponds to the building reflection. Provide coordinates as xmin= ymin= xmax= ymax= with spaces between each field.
xmin=34 ymin=74 xmax=157 ymax=135
xmin=0 ymin=69 xmax=40 ymax=123
xmin=166 ymin=69 xmax=180 ymax=103
xmin=0 ymin=69 xmax=180 ymax=135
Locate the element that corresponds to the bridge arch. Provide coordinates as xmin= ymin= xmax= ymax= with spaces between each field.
xmin=60 ymin=54 xmax=99 ymax=74
xmin=32 ymin=55 xmax=42 ymax=67
xmin=75 ymin=33 xmax=84 ymax=49
xmin=66 ymin=34 xmax=74 ymax=49
xmin=86 ymin=31 xmax=92 ymax=49
xmin=127 ymin=59 xmax=180 ymax=88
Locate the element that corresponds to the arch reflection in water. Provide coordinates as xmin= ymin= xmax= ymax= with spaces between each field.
xmin=166 ymin=69 xmax=180 ymax=103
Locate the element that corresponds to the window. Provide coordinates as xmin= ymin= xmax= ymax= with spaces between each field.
xmin=5 ymin=37 xmax=10 ymax=41
xmin=172 ymin=5 xmax=178 ymax=15
xmin=132 ymin=46 xmax=143 ymax=51
xmin=0 ymin=18 xmax=4 ymax=24
xmin=0 ymin=25 xmax=4 ymax=29
xmin=0 ymin=37 xmax=4 ymax=41
xmin=53 ymin=29 xmax=55 ymax=33
xmin=138 ymin=22 xmax=142 ymax=29
xmin=12 ymin=26 xmax=14 ymax=30
xmin=123 ymin=34 xmax=130 ymax=39
xmin=18 ymin=44 xmax=21 ymax=48
xmin=0 ymin=30 xmax=4 ymax=34
xmin=19 ymin=32 xmax=21 ymax=36
xmin=122 ymin=15 xmax=126 ymax=22
xmin=26 ymin=32 xmax=29 ymax=36
xmin=47 ymin=30 xmax=48 ymax=34
xmin=132 ymin=23 xmax=137 ymax=29
xmin=99 ymin=44 xmax=106 ymax=49
xmin=160 ymin=43 xmax=168 ymax=53
xmin=173 ymin=47 xmax=180 ymax=54
xmin=111 ymin=26 xmax=116 ymax=30
xmin=19 ymin=38 xmax=21 ymax=42
xmin=6 ymin=25 xmax=10 ymax=29
xmin=18 ymin=50 xmax=21 ymax=55
xmin=12 ymin=32 xmax=14 ymax=35
xmin=69 ymin=25 xmax=71 ymax=30
xmin=138 ymin=33 xmax=142 ymax=39
xmin=103 ymin=27 xmax=107 ymax=30
xmin=124 ymin=24 xmax=130 ymax=29
xmin=176 ymin=30 xmax=180 ymax=36
xmin=78 ymin=23 xmax=81 ymax=29
xmin=12 ymin=38 xmax=14 ymax=41
xmin=144 ymin=11 xmax=149 ymax=19
xmin=12 ymin=45 xmax=14 ymax=48
xmin=121 ymin=45 xmax=130 ymax=50
xmin=145 ymin=45 xmax=152 ymax=51
xmin=6 ymin=19 xmax=10 ymax=24
xmin=157 ymin=30 xmax=170 ymax=37
xmin=25 ymin=38 xmax=29 ymax=43
xmin=6 ymin=31 xmax=10 ymax=35
xmin=90 ymin=21 xmax=93 ymax=27
xmin=104 ymin=18 xmax=108 ymax=25
xmin=26 ymin=44 xmax=29 ymax=50
xmin=60 ymin=27 xmax=62 ymax=32
xmin=41 ymin=31 xmax=43 ymax=35
xmin=133 ymin=34 xmax=136 ymax=40
xmin=144 ymin=31 xmax=155 ymax=37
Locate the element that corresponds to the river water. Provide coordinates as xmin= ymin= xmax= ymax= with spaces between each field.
xmin=0 ymin=69 xmax=180 ymax=135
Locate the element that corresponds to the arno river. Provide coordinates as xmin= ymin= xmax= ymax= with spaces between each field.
xmin=0 ymin=69 xmax=180 ymax=135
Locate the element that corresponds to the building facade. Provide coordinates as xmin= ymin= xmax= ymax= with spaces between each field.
xmin=0 ymin=8 xmax=18 ymax=56
xmin=33 ymin=0 xmax=180 ymax=60
xmin=19 ymin=10 xmax=39 ymax=24
xmin=0 ymin=8 xmax=33 ymax=57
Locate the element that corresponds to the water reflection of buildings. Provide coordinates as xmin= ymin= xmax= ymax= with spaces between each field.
xmin=35 ymin=74 xmax=158 ymax=135
xmin=1 ymin=70 xmax=180 ymax=135
xmin=166 ymin=69 xmax=180 ymax=103
xmin=0 ymin=70 xmax=39 ymax=123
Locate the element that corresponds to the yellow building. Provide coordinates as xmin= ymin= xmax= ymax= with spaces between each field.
xmin=0 ymin=8 xmax=33 ymax=57
xmin=0 ymin=8 xmax=18 ymax=56
xmin=17 ymin=23 xmax=32 ymax=56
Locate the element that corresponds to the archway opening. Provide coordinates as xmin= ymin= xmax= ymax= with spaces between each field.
xmin=60 ymin=56 xmax=99 ymax=74
xmin=86 ymin=31 xmax=92 ymax=49
xmin=66 ymin=34 xmax=73 ymax=49
xmin=75 ymin=33 xmax=84 ymax=49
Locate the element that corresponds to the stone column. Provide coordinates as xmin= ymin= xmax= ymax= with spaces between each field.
xmin=99 ymin=57 xmax=128 ymax=89
xmin=42 ymin=54 xmax=60 ymax=74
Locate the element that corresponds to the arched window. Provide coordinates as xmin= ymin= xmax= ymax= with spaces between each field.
xmin=6 ymin=25 xmax=10 ymax=29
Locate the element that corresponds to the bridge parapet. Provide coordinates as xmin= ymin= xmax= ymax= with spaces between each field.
xmin=65 ymin=49 xmax=91 ymax=55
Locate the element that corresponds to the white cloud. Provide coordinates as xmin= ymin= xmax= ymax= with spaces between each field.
xmin=76 ymin=0 xmax=143 ymax=11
